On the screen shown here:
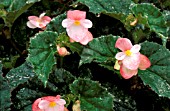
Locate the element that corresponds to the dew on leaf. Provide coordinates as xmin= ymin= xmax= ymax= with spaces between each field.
xmin=49 ymin=43 xmax=53 ymax=47
xmin=96 ymin=13 xmax=101 ymax=17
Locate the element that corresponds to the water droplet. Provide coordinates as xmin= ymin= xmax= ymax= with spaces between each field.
xmin=49 ymin=44 xmax=53 ymax=47
xmin=125 ymin=99 xmax=128 ymax=102
xmin=19 ymin=70 xmax=22 ymax=73
xmin=73 ymin=4 xmax=78 ymax=8
xmin=96 ymin=13 xmax=101 ymax=17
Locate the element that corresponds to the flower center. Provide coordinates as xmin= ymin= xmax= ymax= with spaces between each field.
xmin=36 ymin=18 xmax=42 ymax=23
xmin=49 ymin=102 xmax=56 ymax=107
xmin=74 ymin=20 xmax=80 ymax=26
xmin=125 ymin=50 xmax=132 ymax=56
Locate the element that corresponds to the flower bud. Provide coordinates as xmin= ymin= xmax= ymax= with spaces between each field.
xmin=57 ymin=45 xmax=70 ymax=57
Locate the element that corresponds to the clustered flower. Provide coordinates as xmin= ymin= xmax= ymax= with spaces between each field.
xmin=29 ymin=11 xmax=151 ymax=111
xmin=27 ymin=12 xmax=51 ymax=30
xmin=32 ymin=95 xmax=67 ymax=111
xmin=62 ymin=10 xmax=93 ymax=45
xmin=114 ymin=38 xmax=151 ymax=79
xmin=27 ymin=10 xmax=93 ymax=58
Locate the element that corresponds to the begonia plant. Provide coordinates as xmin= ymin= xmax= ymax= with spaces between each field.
xmin=27 ymin=12 xmax=51 ymax=30
xmin=114 ymin=38 xmax=151 ymax=79
xmin=0 ymin=0 xmax=170 ymax=111
xmin=62 ymin=10 xmax=93 ymax=45
xmin=32 ymin=95 xmax=66 ymax=111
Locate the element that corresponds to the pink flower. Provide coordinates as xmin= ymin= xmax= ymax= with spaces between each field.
xmin=27 ymin=13 xmax=51 ymax=29
xmin=32 ymin=95 xmax=66 ymax=111
xmin=57 ymin=45 xmax=70 ymax=57
xmin=62 ymin=10 xmax=93 ymax=45
xmin=115 ymin=38 xmax=151 ymax=79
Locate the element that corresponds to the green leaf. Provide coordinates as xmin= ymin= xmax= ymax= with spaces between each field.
xmin=0 ymin=0 xmax=12 ymax=8
xmin=13 ymin=88 xmax=46 ymax=111
xmin=12 ymin=68 xmax=75 ymax=110
xmin=0 ymin=77 xmax=11 ymax=111
xmin=131 ymin=3 xmax=168 ymax=45
xmin=0 ymin=61 xmax=11 ymax=111
xmin=27 ymin=31 xmax=58 ymax=86
xmin=1 ymin=62 xmax=37 ymax=111
xmin=162 ymin=0 xmax=170 ymax=9
xmin=124 ymin=13 xmax=151 ymax=43
xmin=1 ymin=61 xmax=35 ymax=110
xmin=7 ymin=0 xmax=40 ymax=11
xmin=138 ymin=41 xmax=170 ymax=98
xmin=2 ymin=55 xmax=19 ymax=69
xmin=3 ymin=0 xmax=40 ymax=27
xmin=48 ymin=68 xmax=75 ymax=91
xmin=163 ymin=10 xmax=170 ymax=36
xmin=68 ymin=42 xmax=84 ymax=55
xmin=70 ymin=78 xmax=114 ymax=111
xmin=132 ymin=28 xmax=150 ymax=44
xmin=80 ymin=35 xmax=119 ymax=65
xmin=46 ymin=13 xmax=66 ymax=34
xmin=6 ymin=62 xmax=35 ymax=89
xmin=3 ymin=62 xmax=34 ymax=110
xmin=77 ymin=0 xmax=135 ymax=22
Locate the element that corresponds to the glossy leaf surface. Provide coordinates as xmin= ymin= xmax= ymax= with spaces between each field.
xmin=139 ymin=41 xmax=170 ymax=98
xmin=80 ymin=35 xmax=119 ymax=65
xmin=77 ymin=0 xmax=135 ymax=22
xmin=27 ymin=31 xmax=58 ymax=86
xmin=131 ymin=3 xmax=168 ymax=45
xmin=70 ymin=78 xmax=114 ymax=111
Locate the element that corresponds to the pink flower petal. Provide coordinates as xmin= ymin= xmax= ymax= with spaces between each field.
xmin=41 ymin=16 xmax=52 ymax=24
xmin=46 ymin=107 xmax=58 ymax=111
xmin=45 ymin=107 xmax=54 ymax=111
xmin=115 ymin=38 xmax=133 ymax=51
xmin=32 ymin=96 xmax=66 ymax=111
xmin=120 ymin=65 xmax=138 ymax=79
xmin=39 ymin=23 xmax=47 ymax=28
xmin=53 ymin=105 xmax=64 ymax=111
xmin=27 ymin=21 xmax=37 ymax=28
xmin=67 ymin=10 xmax=86 ymax=20
xmin=139 ymin=54 xmax=151 ymax=70
xmin=79 ymin=31 xmax=93 ymax=45
xmin=80 ymin=19 xmax=92 ymax=28
xmin=122 ymin=53 xmax=140 ymax=70
xmin=56 ymin=99 xmax=66 ymax=106
xmin=29 ymin=19 xmax=41 ymax=28
xmin=130 ymin=44 xmax=141 ymax=53
xmin=57 ymin=46 xmax=70 ymax=56
xmin=66 ymin=25 xmax=88 ymax=42
xmin=32 ymin=98 xmax=44 ymax=111
xmin=28 ymin=16 xmax=39 ymax=21
xmin=38 ymin=100 xmax=50 ymax=109
xmin=62 ymin=19 xmax=74 ymax=28
xmin=27 ymin=13 xmax=51 ymax=29
xmin=42 ymin=96 xmax=56 ymax=102
xmin=115 ymin=52 xmax=126 ymax=60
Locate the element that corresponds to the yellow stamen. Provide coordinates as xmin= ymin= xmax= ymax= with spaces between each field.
xmin=74 ymin=20 xmax=80 ymax=26
xmin=125 ymin=50 xmax=132 ymax=56
xmin=36 ymin=19 xmax=42 ymax=24
xmin=49 ymin=102 xmax=56 ymax=107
